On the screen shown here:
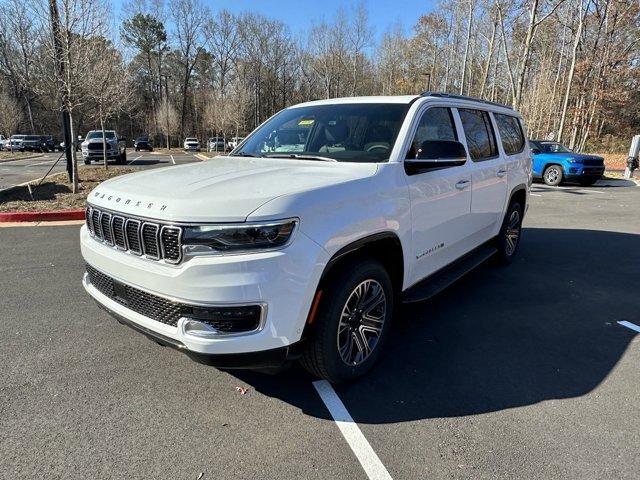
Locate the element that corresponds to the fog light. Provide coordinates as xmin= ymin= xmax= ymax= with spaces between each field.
xmin=182 ymin=305 xmax=263 ymax=335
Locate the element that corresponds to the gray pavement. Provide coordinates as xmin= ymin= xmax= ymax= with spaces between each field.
xmin=0 ymin=180 xmax=639 ymax=479
xmin=0 ymin=150 xmax=201 ymax=192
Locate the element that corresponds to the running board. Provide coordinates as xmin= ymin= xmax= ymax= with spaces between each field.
xmin=401 ymin=244 xmax=497 ymax=303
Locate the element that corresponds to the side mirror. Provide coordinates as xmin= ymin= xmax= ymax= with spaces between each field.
xmin=530 ymin=148 xmax=541 ymax=155
xmin=405 ymin=140 xmax=467 ymax=175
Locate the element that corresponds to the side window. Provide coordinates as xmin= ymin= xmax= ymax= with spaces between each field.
xmin=458 ymin=108 xmax=498 ymax=161
xmin=494 ymin=113 xmax=525 ymax=155
xmin=406 ymin=107 xmax=457 ymax=159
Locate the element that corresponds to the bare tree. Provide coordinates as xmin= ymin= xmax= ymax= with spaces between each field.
xmin=156 ymin=98 xmax=179 ymax=149
xmin=0 ymin=89 xmax=23 ymax=139
xmin=87 ymin=42 xmax=132 ymax=169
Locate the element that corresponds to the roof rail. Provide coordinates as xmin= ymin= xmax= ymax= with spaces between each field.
xmin=420 ymin=91 xmax=513 ymax=110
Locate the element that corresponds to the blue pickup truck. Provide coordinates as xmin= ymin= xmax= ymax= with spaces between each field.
xmin=530 ymin=140 xmax=605 ymax=186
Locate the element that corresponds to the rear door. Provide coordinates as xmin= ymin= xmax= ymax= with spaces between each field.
xmin=404 ymin=106 xmax=473 ymax=285
xmin=457 ymin=108 xmax=508 ymax=242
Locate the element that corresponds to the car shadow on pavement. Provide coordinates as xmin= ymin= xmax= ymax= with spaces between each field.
xmin=229 ymin=227 xmax=639 ymax=423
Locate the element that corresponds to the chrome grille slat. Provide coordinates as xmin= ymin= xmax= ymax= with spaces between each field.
xmin=100 ymin=212 xmax=113 ymax=245
xmin=86 ymin=206 xmax=182 ymax=263
xmin=125 ymin=219 xmax=142 ymax=255
xmin=112 ymin=216 xmax=126 ymax=249
xmin=141 ymin=223 xmax=160 ymax=259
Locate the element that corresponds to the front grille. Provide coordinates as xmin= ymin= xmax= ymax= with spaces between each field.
xmin=88 ymin=143 xmax=105 ymax=150
xmin=86 ymin=205 xmax=182 ymax=263
xmin=583 ymin=159 xmax=604 ymax=166
xmin=86 ymin=264 xmax=262 ymax=332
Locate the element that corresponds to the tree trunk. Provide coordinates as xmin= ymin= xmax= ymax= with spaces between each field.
xmin=100 ymin=113 xmax=108 ymax=170
xmin=68 ymin=111 xmax=79 ymax=194
xmin=460 ymin=0 xmax=474 ymax=95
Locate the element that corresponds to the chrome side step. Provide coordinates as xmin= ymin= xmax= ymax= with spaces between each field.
xmin=401 ymin=244 xmax=497 ymax=303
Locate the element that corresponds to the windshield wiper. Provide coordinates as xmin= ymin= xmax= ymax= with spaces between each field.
xmin=264 ymin=153 xmax=337 ymax=162
xmin=231 ymin=151 xmax=263 ymax=158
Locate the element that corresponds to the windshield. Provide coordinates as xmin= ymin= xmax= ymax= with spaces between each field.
xmin=24 ymin=136 xmax=40 ymax=141
xmin=186 ymin=138 xmax=198 ymax=142
xmin=136 ymin=136 xmax=148 ymax=141
xmin=86 ymin=131 xmax=116 ymax=140
xmin=234 ymin=103 xmax=410 ymax=162
xmin=533 ymin=141 xmax=573 ymax=153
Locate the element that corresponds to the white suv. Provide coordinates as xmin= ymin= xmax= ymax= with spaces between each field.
xmin=184 ymin=138 xmax=200 ymax=151
xmin=81 ymin=93 xmax=531 ymax=382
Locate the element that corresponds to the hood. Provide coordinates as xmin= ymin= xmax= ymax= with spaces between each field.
xmin=88 ymin=156 xmax=379 ymax=223
xmin=86 ymin=137 xmax=116 ymax=144
xmin=540 ymin=152 xmax=604 ymax=163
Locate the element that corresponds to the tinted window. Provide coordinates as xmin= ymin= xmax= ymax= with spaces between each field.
xmin=459 ymin=109 xmax=498 ymax=161
xmin=406 ymin=107 xmax=457 ymax=158
xmin=494 ymin=114 xmax=524 ymax=155
xmin=235 ymin=103 xmax=410 ymax=163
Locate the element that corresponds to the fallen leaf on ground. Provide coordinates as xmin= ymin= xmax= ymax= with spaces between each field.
xmin=235 ymin=386 xmax=249 ymax=395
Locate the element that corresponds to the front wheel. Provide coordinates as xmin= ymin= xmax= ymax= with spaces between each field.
xmin=543 ymin=165 xmax=563 ymax=186
xmin=495 ymin=201 xmax=523 ymax=264
xmin=300 ymin=259 xmax=393 ymax=383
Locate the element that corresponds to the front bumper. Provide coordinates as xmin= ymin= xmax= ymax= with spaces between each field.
xmin=83 ymin=149 xmax=120 ymax=159
xmin=565 ymin=165 xmax=605 ymax=178
xmin=80 ymin=224 xmax=328 ymax=357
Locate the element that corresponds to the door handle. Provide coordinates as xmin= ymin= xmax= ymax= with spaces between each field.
xmin=455 ymin=180 xmax=470 ymax=190
xmin=497 ymin=169 xmax=507 ymax=177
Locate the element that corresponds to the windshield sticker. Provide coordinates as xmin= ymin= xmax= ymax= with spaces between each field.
xmin=298 ymin=119 xmax=314 ymax=126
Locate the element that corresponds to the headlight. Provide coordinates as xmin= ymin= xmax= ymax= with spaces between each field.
xmin=182 ymin=219 xmax=297 ymax=253
xmin=567 ymin=158 xmax=583 ymax=164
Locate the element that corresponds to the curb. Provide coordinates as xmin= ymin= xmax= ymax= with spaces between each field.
xmin=0 ymin=153 xmax=45 ymax=163
xmin=0 ymin=209 xmax=85 ymax=223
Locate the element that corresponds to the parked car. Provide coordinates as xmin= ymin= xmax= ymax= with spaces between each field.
xmin=81 ymin=93 xmax=530 ymax=383
xmin=40 ymin=135 xmax=56 ymax=152
xmin=0 ymin=135 xmax=6 ymax=151
xmin=134 ymin=136 xmax=153 ymax=152
xmin=207 ymin=137 xmax=226 ymax=152
xmin=7 ymin=134 xmax=26 ymax=151
xmin=184 ymin=137 xmax=200 ymax=151
xmin=530 ymin=140 xmax=605 ymax=186
xmin=81 ymin=130 xmax=127 ymax=164
xmin=21 ymin=135 xmax=46 ymax=152
xmin=227 ymin=136 xmax=245 ymax=150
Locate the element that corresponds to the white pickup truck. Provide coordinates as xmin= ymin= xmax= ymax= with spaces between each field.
xmin=81 ymin=93 xmax=531 ymax=382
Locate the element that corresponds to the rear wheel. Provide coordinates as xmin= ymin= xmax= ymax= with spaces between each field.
xmin=495 ymin=201 xmax=523 ymax=264
xmin=543 ymin=165 xmax=563 ymax=186
xmin=300 ymin=259 xmax=393 ymax=383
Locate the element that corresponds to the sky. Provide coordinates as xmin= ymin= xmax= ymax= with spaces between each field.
xmin=114 ymin=0 xmax=439 ymax=43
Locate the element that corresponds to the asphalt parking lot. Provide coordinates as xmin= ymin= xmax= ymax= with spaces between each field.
xmin=0 ymin=150 xmax=201 ymax=192
xmin=1 ymin=180 xmax=639 ymax=479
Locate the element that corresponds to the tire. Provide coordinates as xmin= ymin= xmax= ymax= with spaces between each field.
xmin=118 ymin=150 xmax=127 ymax=164
xmin=300 ymin=259 xmax=394 ymax=383
xmin=543 ymin=165 xmax=563 ymax=186
xmin=84 ymin=159 xmax=90 ymax=165
xmin=495 ymin=201 xmax=523 ymax=264
xmin=135 ymin=148 xmax=139 ymax=152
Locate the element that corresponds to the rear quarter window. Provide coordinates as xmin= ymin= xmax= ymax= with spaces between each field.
xmin=458 ymin=108 xmax=498 ymax=161
xmin=494 ymin=113 xmax=525 ymax=155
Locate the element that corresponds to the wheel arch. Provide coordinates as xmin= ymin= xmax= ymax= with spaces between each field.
xmin=508 ymin=184 xmax=528 ymax=211
xmin=318 ymin=232 xmax=405 ymax=296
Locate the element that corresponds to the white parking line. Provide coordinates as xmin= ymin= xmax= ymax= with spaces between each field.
xmin=313 ymin=380 xmax=393 ymax=480
xmin=128 ymin=154 xmax=142 ymax=165
xmin=170 ymin=155 xmax=175 ymax=164
xmin=530 ymin=193 xmax=542 ymax=197
xmin=618 ymin=320 xmax=640 ymax=333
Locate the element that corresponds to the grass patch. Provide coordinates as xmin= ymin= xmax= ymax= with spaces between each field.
xmin=0 ymin=167 xmax=137 ymax=212
xmin=0 ymin=151 xmax=42 ymax=161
